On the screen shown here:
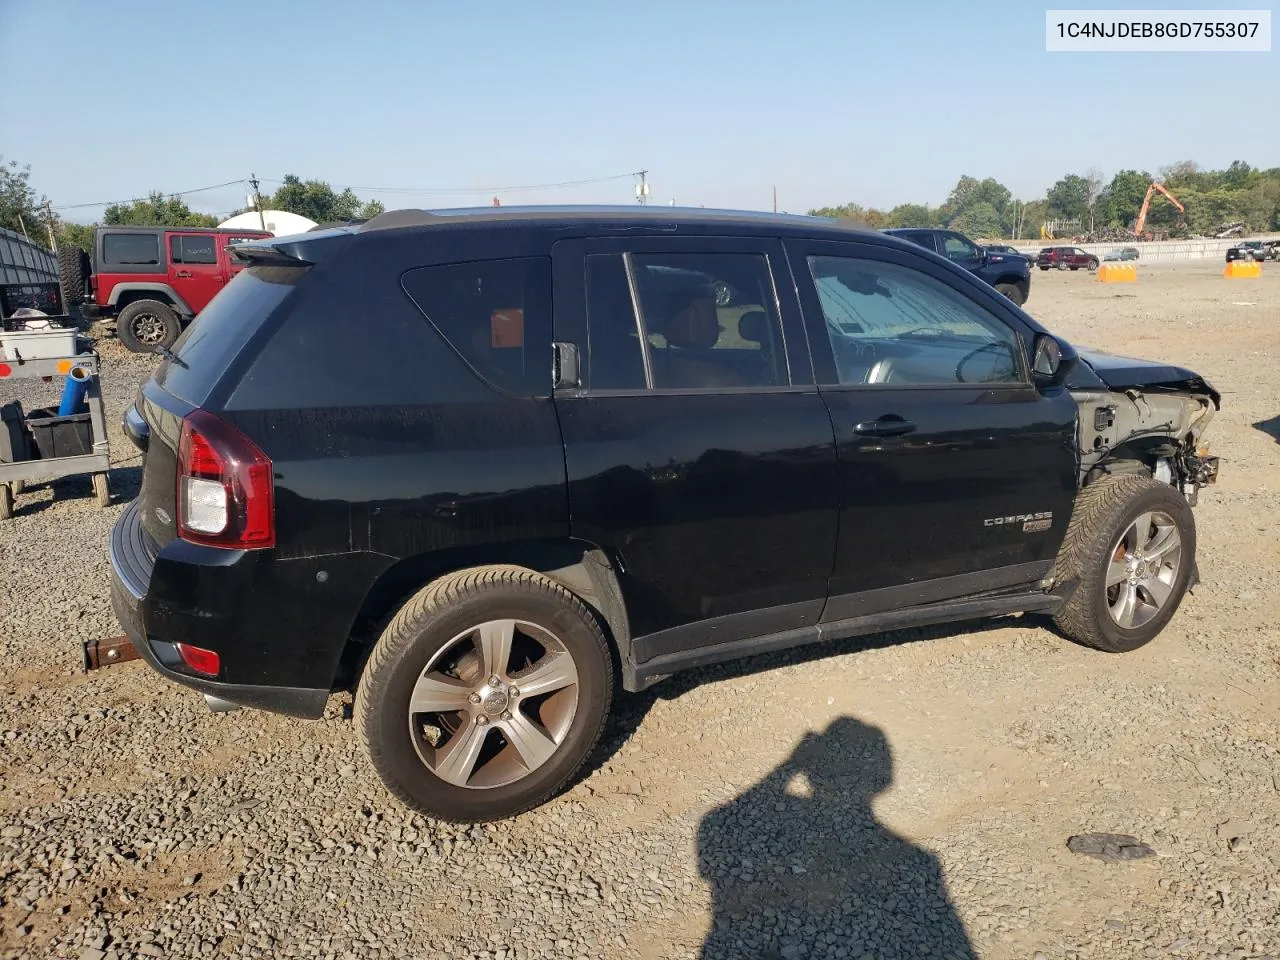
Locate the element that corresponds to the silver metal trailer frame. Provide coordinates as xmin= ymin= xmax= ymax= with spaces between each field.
xmin=0 ymin=351 xmax=110 ymax=518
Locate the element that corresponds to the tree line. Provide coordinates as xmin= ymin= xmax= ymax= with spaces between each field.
xmin=0 ymin=159 xmax=385 ymax=252
xmin=809 ymin=160 xmax=1280 ymax=240
xmin=4 ymin=156 xmax=1278 ymax=251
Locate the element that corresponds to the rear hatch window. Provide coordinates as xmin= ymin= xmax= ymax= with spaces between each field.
xmin=153 ymin=265 xmax=305 ymax=406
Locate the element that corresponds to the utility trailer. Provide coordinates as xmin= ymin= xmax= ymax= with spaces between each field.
xmin=0 ymin=350 xmax=110 ymax=519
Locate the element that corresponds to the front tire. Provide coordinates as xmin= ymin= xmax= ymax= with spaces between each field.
xmin=117 ymin=300 xmax=181 ymax=353
xmin=355 ymin=565 xmax=614 ymax=822
xmin=1052 ymin=476 xmax=1195 ymax=653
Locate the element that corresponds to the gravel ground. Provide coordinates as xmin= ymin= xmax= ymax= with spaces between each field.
xmin=2 ymin=260 xmax=1278 ymax=960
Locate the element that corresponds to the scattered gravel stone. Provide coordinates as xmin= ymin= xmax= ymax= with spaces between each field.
xmin=3 ymin=279 xmax=1280 ymax=958
xmin=1066 ymin=833 xmax=1156 ymax=862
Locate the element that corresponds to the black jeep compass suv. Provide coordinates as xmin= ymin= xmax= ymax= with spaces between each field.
xmin=110 ymin=206 xmax=1221 ymax=822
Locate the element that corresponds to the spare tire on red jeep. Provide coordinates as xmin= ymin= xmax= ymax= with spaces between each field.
xmin=58 ymin=246 xmax=91 ymax=305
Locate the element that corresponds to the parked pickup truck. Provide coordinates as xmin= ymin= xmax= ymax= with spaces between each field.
xmin=60 ymin=226 xmax=272 ymax=352
xmin=1225 ymin=240 xmax=1276 ymax=263
xmin=882 ymin=228 xmax=1031 ymax=305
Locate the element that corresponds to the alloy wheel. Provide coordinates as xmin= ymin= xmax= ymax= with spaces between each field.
xmin=1105 ymin=510 xmax=1183 ymax=629
xmin=407 ymin=619 xmax=579 ymax=789
xmin=131 ymin=313 xmax=166 ymax=345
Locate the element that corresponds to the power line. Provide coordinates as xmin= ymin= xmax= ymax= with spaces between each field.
xmin=258 ymin=171 xmax=643 ymax=196
xmin=53 ymin=179 xmax=246 ymax=211
xmin=52 ymin=169 xmax=646 ymax=212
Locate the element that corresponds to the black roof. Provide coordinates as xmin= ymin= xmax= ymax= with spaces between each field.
xmin=356 ymin=204 xmax=869 ymax=236
xmin=229 ymin=205 xmax=929 ymax=268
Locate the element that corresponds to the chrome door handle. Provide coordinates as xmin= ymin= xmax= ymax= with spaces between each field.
xmin=854 ymin=419 xmax=917 ymax=437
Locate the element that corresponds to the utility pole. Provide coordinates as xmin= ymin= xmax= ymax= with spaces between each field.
xmin=773 ymin=185 xmax=777 ymax=214
xmin=16 ymin=213 xmax=30 ymax=243
xmin=636 ymin=170 xmax=649 ymax=205
xmin=250 ymin=173 xmax=266 ymax=231
xmin=44 ymin=201 xmax=58 ymax=252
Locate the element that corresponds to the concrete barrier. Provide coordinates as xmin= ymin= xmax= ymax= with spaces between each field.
xmin=1010 ymin=234 xmax=1280 ymax=264
xmin=1097 ymin=263 xmax=1137 ymax=283
xmin=1223 ymin=260 xmax=1262 ymax=278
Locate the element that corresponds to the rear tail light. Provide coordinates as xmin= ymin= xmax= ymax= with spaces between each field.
xmin=175 ymin=642 xmax=221 ymax=677
xmin=177 ymin=409 xmax=275 ymax=549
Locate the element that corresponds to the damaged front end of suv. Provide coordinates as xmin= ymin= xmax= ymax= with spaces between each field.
xmin=1067 ymin=348 xmax=1221 ymax=503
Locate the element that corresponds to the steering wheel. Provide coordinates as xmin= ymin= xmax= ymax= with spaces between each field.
xmin=955 ymin=342 xmax=1015 ymax=384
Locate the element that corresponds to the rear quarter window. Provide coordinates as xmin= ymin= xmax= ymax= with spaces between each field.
xmin=401 ymin=257 xmax=553 ymax=398
xmin=153 ymin=266 xmax=303 ymax=405
xmin=102 ymin=233 xmax=160 ymax=266
xmin=224 ymin=257 xmax=540 ymax=412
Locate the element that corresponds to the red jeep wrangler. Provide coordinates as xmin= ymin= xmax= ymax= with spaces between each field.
xmin=60 ymin=226 xmax=271 ymax=352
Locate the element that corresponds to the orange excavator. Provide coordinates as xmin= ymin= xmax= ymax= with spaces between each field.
xmin=1133 ymin=181 xmax=1185 ymax=238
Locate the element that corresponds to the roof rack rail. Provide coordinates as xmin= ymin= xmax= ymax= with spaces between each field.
xmin=357 ymin=209 xmax=449 ymax=232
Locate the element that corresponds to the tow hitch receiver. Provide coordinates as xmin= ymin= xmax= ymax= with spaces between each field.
xmin=83 ymin=636 xmax=141 ymax=671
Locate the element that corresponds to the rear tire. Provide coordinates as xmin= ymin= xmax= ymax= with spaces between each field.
xmin=1052 ymin=476 xmax=1195 ymax=653
xmin=117 ymin=300 xmax=180 ymax=353
xmin=356 ymin=565 xmax=614 ymax=822
xmin=58 ymin=247 xmax=90 ymax=305
xmin=994 ymin=282 xmax=1026 ymax=306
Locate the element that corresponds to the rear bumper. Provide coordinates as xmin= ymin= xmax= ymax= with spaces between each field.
xmin=108 ymin=500 xmax=329 ymax=719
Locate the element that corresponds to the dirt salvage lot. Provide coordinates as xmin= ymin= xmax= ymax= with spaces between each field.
xmin=2 ymin=261 xmax=1279 ymax=960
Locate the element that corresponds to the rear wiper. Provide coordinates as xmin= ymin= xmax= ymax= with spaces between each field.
xmin=154 ymin=345 xmax=188 ymax=369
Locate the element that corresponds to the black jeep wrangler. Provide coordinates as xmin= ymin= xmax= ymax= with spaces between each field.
xmin=109 ymin=207 xmax=1220 ymax=822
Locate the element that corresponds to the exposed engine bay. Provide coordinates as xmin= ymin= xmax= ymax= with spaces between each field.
xmin=1067 ymin=347 xmax=1221 ymax=503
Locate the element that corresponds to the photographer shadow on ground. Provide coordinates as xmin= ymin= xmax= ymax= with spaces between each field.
xmin=697 ymin=716 xmax=975 ymax=960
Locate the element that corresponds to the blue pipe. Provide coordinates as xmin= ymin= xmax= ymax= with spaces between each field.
xmin=58 ymin=366 xmax=90 ymax=416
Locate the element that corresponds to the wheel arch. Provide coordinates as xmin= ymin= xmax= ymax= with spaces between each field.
xmin=991 ymin=272 xmax=1029 ymax=289
xmin=110 ymin=284 xmax=194 ymax=316
xmin=1084 ymin=435 xmax=1186 ymax=486
xmin=338 ymin=538 xmax=632 ymax=690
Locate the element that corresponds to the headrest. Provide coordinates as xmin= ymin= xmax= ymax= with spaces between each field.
xmin=664 ymin=299 xmax=719 ymax=349
xmin=738 ymin=310 xmax=769 ymax=344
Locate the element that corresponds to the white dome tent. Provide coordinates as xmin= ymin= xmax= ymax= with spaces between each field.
xmin=217 ymin=209 xmax=317 ymax=237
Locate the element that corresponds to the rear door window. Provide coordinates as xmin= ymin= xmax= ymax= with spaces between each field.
xmin=402 ymin=257 xmax=553 ymax=397
xmin=895 ymin=231 xmax=938 ymax=254
xmin=169 ymin=235 xmax=217 ymax=264
xmin=583 ymin=251 xmax=788 ymax=392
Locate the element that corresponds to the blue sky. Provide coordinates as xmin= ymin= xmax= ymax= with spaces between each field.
xmin=1 ymin=0 xmax=1274 ymax=221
